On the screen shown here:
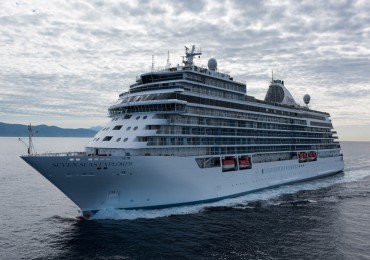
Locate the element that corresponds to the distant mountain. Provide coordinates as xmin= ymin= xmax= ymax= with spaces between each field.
xmin=89 ymin=125 xmax=103 ymax=132
xmin=0 ymin=122 xmax=97 ymax=137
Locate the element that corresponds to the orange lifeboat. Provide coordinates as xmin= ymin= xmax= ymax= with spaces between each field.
xmin=308 ymin=151 xmax=317 ymax=161
xmin=298 ymin=152 xmax=308 ymax=163
xmin=239 ymin=157 xmax=251 ymax=169
xmin=222 ymin=159 xmax=235 ymax=171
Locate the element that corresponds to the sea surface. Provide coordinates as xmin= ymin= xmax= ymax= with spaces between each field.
xmin=1 ymin=137 xmax=370 ymax=259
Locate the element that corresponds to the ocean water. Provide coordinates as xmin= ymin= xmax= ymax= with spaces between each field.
xmin=1 ymin=137 xmax=370 ymax=259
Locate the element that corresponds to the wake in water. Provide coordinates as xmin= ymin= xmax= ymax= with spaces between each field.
xmin=91 ymin=168 xmax=370 ymax=221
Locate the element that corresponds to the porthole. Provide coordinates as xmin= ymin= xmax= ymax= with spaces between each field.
xmin=136 ymin=116 xmax=140 ymax=120
xmin=116 ymin=138 xmax=121 ymax=142
xmin=133 ymin=126 xmax=138 ymax=130
xmin=126 ymin=126 xmax=131 ymax=131
xmin=143 ymin=116 xmax=147 ymax=119
xmin=123 ymin=138 xmax=128 ymax=142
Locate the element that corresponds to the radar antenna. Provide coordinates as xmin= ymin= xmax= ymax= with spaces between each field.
xmin=182 ymin=45 xmax=202 ymax=66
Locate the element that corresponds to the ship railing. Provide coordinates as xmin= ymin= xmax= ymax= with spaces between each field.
xmin=27 ymin=151 xmax=87 ymax=157
xmin=152 ymin=63 xmax=246 ymax=85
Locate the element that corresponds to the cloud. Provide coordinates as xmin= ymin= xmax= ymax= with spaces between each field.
xmin=0 ymin=0 xmax=370 ymax=133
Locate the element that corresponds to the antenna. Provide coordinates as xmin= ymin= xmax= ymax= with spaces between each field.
xmin=151 ymin=55 xmax=155 ymax=72
xmin=19 ymin=124 xmax=35 ymax=155
xmin=28 ymin=124 xmax=34 ymax=155
xmin=166 ymin=50 xmax=171 ymax=69
xmin=271 ymin=70 xmax=274 ymax=81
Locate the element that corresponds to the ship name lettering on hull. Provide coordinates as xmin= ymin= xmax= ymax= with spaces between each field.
xmin=51 ymin=161 xmax=133 ymax=168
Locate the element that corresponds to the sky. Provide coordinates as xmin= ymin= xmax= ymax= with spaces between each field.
xmin=1 ymin=0 xmax=370 ymax=141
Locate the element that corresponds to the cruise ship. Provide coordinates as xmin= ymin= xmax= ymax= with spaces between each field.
xmin=21 ymin=45 xmax=344 ymax=218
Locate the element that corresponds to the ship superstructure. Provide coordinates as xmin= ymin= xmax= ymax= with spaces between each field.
xmin=22 ymin=46 xmax=344 ymax=218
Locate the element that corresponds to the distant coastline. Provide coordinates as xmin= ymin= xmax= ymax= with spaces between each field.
xmin=0 ymin=122 xmax=98 ymax=137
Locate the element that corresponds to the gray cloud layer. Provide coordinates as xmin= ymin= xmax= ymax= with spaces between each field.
xmin=1 ymin=0 xmax=370 ymax=133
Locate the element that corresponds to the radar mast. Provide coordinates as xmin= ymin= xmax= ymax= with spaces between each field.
xmin=182 ymin=45 xmax=202 ymax=66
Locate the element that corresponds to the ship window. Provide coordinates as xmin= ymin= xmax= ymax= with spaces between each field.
xmin=103 ymin=136 xmax=113 ymax=141
xmin=143 ymin=116 xmax=147 ymax=119
xmin=126 ymin=126 xmax=131 ymax=131
xmin=113 ymin=125 xmax=123 ymax=130
xmin=124 ymin=114 xmax=132 ymax=119
xmin=136 ymin=116 xmax=140 ymax=120
xmin=116 ymin=138 xmax=121 ymax=142
xmin=133 ymin=126 xmax=138 ymax=130
xmin=123 ymin=138 xmax=128 ymax=142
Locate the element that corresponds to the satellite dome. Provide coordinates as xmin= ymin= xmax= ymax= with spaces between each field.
xmin=208 ymin=58 xmax=217 ymax=71
xmin=303 ymin=94 xmax=311 ymax=105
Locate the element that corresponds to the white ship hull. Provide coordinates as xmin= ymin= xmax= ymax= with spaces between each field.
xmin=22 ymin=154 xmax=344 ymax=217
